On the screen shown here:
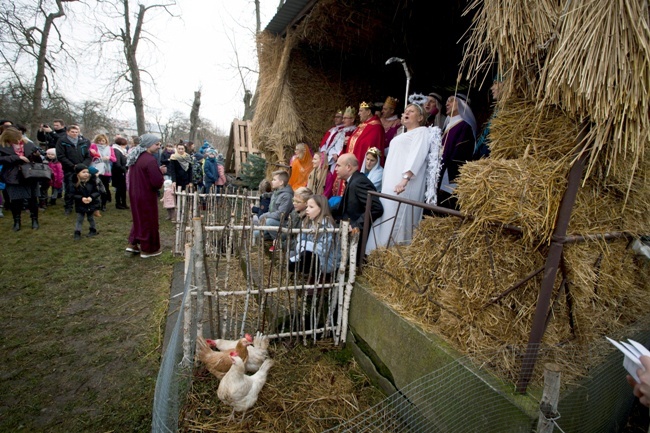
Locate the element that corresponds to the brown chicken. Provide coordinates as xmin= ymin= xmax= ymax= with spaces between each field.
xmin=208 ymin=332 xmax=269 ymax=373
xmin=197 ymin=337 xmax=249 ymax=380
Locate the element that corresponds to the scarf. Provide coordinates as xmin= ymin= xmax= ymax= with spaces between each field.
xmin=112 ymin=143 xmax=126 ymax=156
xmin=170 ymin=152 xmax=192 ymax=172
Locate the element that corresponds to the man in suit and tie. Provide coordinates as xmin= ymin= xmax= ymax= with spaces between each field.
xmin=332 ymin=153 xmax=384 ymax=236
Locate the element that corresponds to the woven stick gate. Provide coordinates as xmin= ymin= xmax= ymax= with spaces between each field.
xmin=175 ymin=190 xmax=357 ymax=362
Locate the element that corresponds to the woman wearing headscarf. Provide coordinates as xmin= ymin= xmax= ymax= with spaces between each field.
xmin=168 ymin=142 xmax=193 ymax=191
xmin=360 ymin=147 xmax=384 ymax=192
xmin=288 ymin=143 xmax=313 ymax=190
xmin=125 ymin=134 xmax=165 ymax=258
xmin=0 ymin=126 xmax=42 ymax=231
xmin=437 ymin=93 xmax=477 ymax=210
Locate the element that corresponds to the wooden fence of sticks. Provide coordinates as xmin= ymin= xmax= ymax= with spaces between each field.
xmin=173 ymin=190 xmax=359 ymax=364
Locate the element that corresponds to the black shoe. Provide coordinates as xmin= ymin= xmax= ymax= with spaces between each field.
xmin=87 ymin=229 xmax=98 ymax=237
xmin=12 ymin=219 xmax=20 ymax=232
xmin=74 ymin=231 xmax=81 ymax=241
xmin=65 ymin=208 xmax=71 ymax=215
xmin=31 ymin=219 xmax=39 ymax=230
xmin=49 ymin=198 xmax=56 ymax=206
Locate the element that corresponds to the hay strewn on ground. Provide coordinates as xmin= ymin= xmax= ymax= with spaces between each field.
xmin=180 ymin=342 xmax=384 ymax=432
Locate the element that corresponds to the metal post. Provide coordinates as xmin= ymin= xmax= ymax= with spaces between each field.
xmin=516 ymin=128 xmax=589 ymax=393
xmin=359 ymin=191 xmax=372 ymax=268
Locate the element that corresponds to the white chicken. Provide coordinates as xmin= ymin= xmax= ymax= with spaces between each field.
xmin=217 ymin=351 xmax=274 ymax=423
xmin=208 ymin=331 xmax=270 ymax=373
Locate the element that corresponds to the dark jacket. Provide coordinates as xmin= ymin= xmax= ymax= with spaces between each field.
xmin=168 ymin=159 xmax=193 ymax=190
xmin=160 ymin=150 xmax=174 ymax=168
xmin=111 ymin=147 xmax=127 ymax=188
xmin=332 ymin=171 xmax=383 ymax=230
xmin=56 ymin=135 xmax=92 ymax=173
xmin=263 ymin=185 xmax=294 ymax=221
xmin=73 ymin=177 xmax=101 ymax=214
xmin=0 ymin=141 xmax=41 ymax=185
xmin=37 ymin=126 xmax=67 ymax=149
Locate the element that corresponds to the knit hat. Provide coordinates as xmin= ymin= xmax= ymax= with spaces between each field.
xmin=140 ymin=134 xmax=160 ymax=148
xmin=205 ymin=147 xmax=217 ymax=155
xmin=75 ymin=164 xmax=88 ymax=174
xmin=46 ymin=148 xmax=56 ymax=158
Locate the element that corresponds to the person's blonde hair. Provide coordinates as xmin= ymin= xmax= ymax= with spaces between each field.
xmin=93 ymin=133 xmax=109 ymax=144
xmin=294 ymin=186 xmax=313 ymax=203
xmin=271 ymin=170 xmax=289 ymax=186
xmin=0 ymin=127 xmax=22 ymax=147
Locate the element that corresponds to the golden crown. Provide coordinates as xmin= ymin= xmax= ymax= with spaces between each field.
xmin=335 ymin=109 xmax=343 ymax=115
xmin=384 ymin=96 xmax=398 ymax=109
xmin=343 ymin=106 xmax=357 ymax=117
xmin=359 ymin=101 xmax=372 ymax=110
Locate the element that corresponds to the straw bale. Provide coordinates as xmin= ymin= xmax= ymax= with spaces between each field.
xmin=455 ymin=157 xmax=569 ymax=247
xmin=365 ymin=215 xmax=650 ymax=385
xmin=488 ymin=98 xmax=581 ymax=161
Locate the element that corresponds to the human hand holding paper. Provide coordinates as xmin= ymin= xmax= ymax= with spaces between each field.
xmin=627 ymin=356 xmax=650 ymax=407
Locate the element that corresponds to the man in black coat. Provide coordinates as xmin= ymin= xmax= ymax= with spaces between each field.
xmin=55 ymin=125 xmax=92 ymax=214
xmin=332 ymin=153 xmax=383 ymax=231
xmin=37 ymin=119 xmax=67 ymax=149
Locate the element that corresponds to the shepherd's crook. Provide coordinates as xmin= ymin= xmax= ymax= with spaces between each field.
xmin=385 ymin=57 xmax=411 ymax=111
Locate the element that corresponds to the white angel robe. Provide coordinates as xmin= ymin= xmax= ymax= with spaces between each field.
xmin=366 ymin=126 xmax=442 ymax=254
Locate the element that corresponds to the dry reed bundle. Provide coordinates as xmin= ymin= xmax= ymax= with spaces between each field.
xmin=537 ymin=0 xmax=650 ymax=189
xmin=461 ymin=0 xmax=560 ymax=99
xmin=253 ymin=31 xmax=305 ymax=165
xmin=455 ymin=158 xmax=569 ymax=247
xmin=181 ymin=341 xmax=384 ymax=432
xmin=488 ymin=98 xmax=581 ymax=161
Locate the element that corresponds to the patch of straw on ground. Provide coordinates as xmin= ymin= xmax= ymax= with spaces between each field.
xmin=180 ymin=341 xmax=384 ymax=432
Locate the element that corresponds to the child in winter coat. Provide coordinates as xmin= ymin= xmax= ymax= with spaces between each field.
xmin=260 ymin=170 xmax=294 ymax=248
xmin=289 ymin=194 xmax=339 ymax=278
xmin=251 ymin=179 xmax=272 ymax=220
xmin=160 ymin=179 xmax=176 ymax=221
xmin=72 ymin=164 xmax=101 ymax=240
xmin=45 ymin=148 xmax=63 ymax=206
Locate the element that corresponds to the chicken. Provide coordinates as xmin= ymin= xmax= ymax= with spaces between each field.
xmin=197 ymin=337 xmax=249 ymax=380
xmin=217 ymin=351 xmax=275 ymax=423
xmin=208 ymin=332 xmax=270 ymax=373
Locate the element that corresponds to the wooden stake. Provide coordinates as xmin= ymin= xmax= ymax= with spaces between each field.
xmin=537 ymin=363 xmax=561 ymax=433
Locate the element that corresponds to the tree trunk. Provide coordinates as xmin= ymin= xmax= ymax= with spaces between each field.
xmin=121 ymin=1 xmax=148 ymax=136
xmin=29 ymin=0 xmax=67 ymax=139
xmin=188 ymin=90 xmax=201 ymax=143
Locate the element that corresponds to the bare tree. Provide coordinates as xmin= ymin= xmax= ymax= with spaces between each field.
xmin=94 ymin=0 xmax=177 ymax=136
xmin=0 ymin=0 xmax=77 ymax=137
xmin=188 ymin=90 xmax=201 ymax=143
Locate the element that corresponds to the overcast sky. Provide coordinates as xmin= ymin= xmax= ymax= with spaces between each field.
xmin=55 ymin=0 xmax=279 ymax=133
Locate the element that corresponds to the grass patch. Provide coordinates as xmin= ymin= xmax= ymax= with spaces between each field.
xmin=0 ymin=202 xmax=178 ymax=431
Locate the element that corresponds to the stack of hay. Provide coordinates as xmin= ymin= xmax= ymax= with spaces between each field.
xmin=366 ymin=0 xmax=650 ymax=385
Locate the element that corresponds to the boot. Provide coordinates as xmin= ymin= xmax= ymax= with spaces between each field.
xmin=12 ymin=217 xmax=20 ymax=231
xmin=74 ymin=231 xmax=81 ymax=241
xmin=0 ymin=205 xmax=4 ymax=218
xmin=87 ymin=228 xmax=98 ymax=237
xmin=49 ymin=198 xmax=56 ymax=206
xmin=31 ymin=217 xmax=39 ymax=230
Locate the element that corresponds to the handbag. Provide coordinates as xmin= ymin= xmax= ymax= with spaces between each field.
xmin=20 ymin=162 xmax=52 ymax=180
xmin=91 ymin=158 xmax=106 ymax=176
